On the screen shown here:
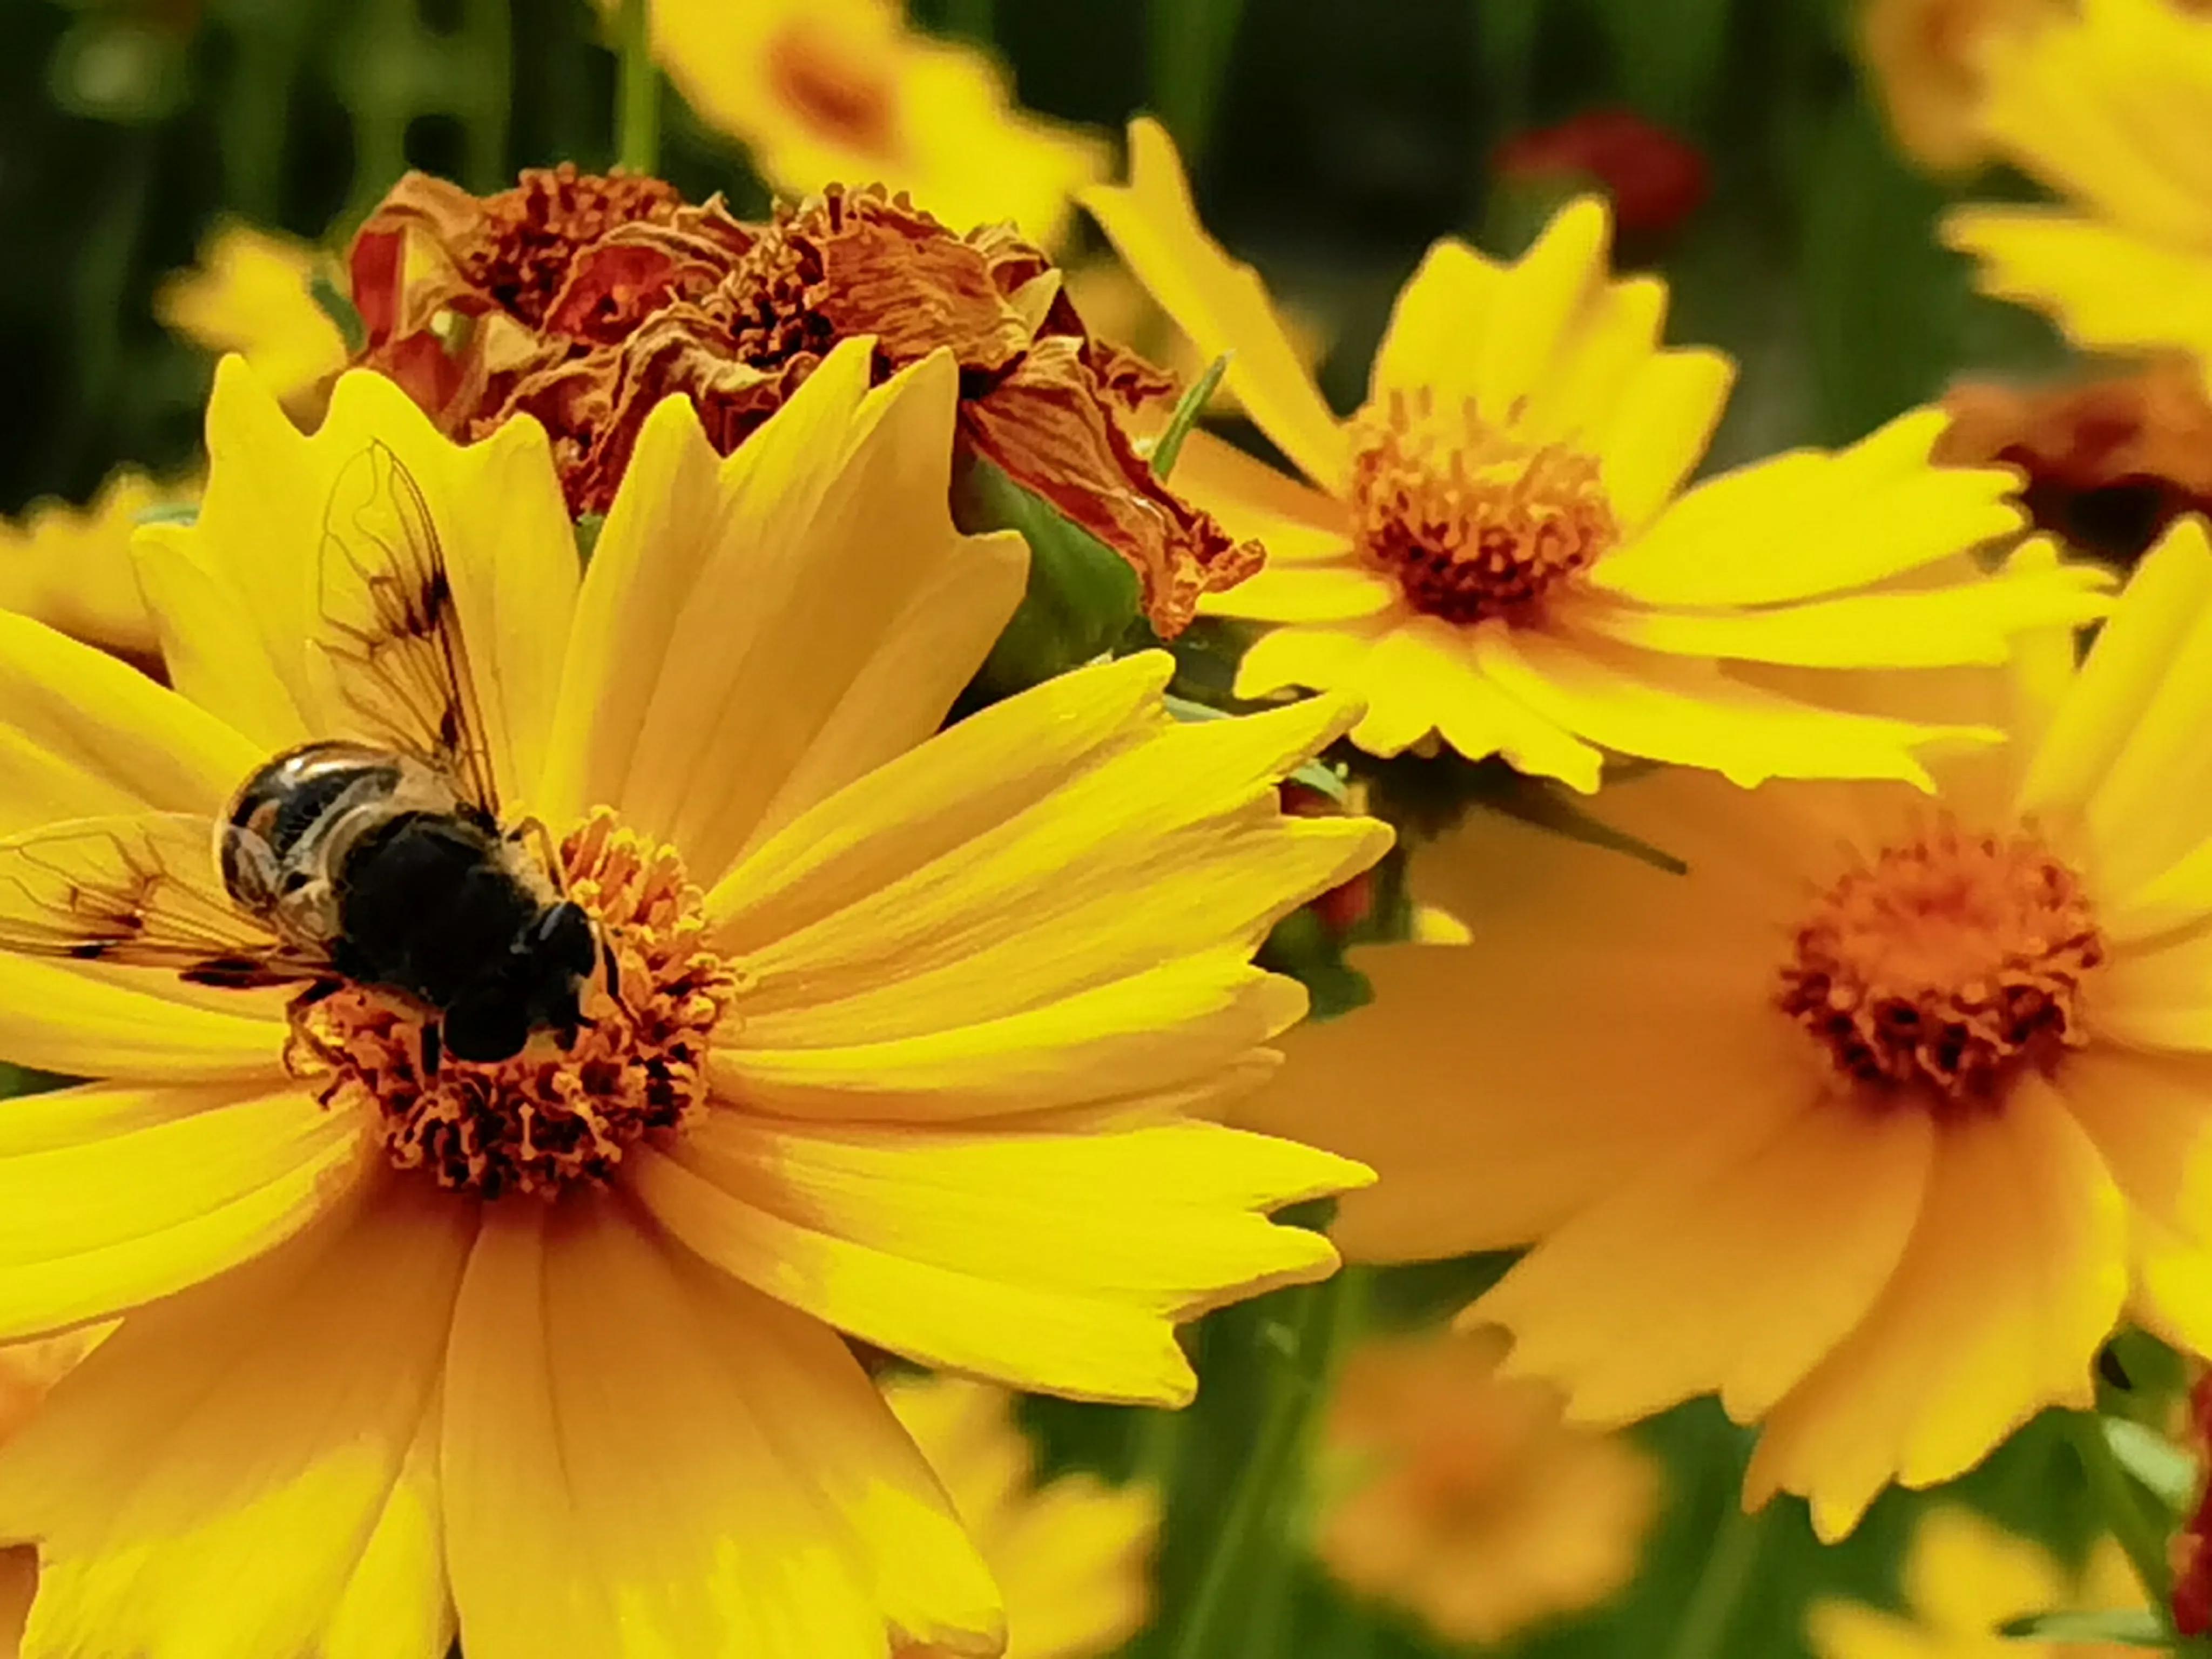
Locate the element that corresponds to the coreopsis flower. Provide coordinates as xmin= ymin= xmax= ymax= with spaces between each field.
xmin=644 ymin=0 xmax=1105 ymax=247
xmin=156 ymin=222 xmax=348 ymax=419
xmin=1810 ymin=1507 xmax=2140 ymax=1658
xmin=885 ymin=1375 xmax=1157 ymax=1659
xmin=1239 ymin=522 xmax=2212 ymax=1536
xmin=347 ymin=164 xmax=1255 ymax=635
xmin=0 ymin=468 xmax=194 ymax=662
xmin=1317 ymin=1329 xmax=1658 ymax=1646
xmin=1082 ymin=120 xmax=2106 ymax=792
xmin=1856 ymin=0 xmax=2063 ymax=173
xmin=1493 ymin=109 xmax=1709 ymax=238
xmin=0 ymin=341 xmax=1384 ymax=1655
xmin=1945 ymin=0 xmax=2212 ymax=376
xmin=1939 ymin=357 xmax=2212 ymax=563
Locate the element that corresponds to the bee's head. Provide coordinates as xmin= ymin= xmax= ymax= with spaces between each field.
xmin=441 ymin=902 xmax=600 ymax=1064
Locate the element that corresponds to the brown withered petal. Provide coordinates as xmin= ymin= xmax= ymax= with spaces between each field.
xmin=343 ymin=167 xmax=1255 ymax=633
xmin=1937 ymin=357 xmax=2212 ymax=564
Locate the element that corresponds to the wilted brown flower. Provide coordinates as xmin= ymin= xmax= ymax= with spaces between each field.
xmin=347 ymin=164 xmax=1258 ymax=634
xmin=1938 ymin=356 xmax=2212 ymax=563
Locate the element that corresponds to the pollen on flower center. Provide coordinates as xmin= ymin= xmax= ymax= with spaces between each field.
xmin=307 ymin=808 xmax=738 ymax=1198
xmin=1348 ymin=389 xmax=1619 ymax=625
xmin=1777 ymin=817 xmax=2104 ymax=1108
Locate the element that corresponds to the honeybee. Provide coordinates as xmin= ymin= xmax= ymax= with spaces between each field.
xmin=0 ymin=442 xmax=608 ymax=1072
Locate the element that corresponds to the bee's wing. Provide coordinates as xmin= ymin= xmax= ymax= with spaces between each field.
xmin=0 ymin=813 xmax=323 ymax=989
xmin=317 ymin=441 xmax=502 ymax=818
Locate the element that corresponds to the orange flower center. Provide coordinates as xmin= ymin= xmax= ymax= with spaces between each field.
xmin=1777 ymin=817 xmax=2103 ymax=1108
xmin=765 ymin=21 xmax=900 ymax=159
xmin=1348 ymin=390 xmax=1618 ymax=625
xmin=308 ymin=810 xmax=737 ymax=1198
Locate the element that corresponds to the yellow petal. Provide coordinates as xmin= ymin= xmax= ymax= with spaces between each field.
xmin=0 ymin=957 xmax=291 ymax=1085
xmin=1199 ymin=564 xmax=1397 ymax=622
xmin=1469 ymin=1099 xmax=1934 ymax=1426
xmin=542 ymin=343 xmax=1026 ymax=884
xmin=1589 ymin=408 xmax=2026 ymax=608
xmin=1080 ymin=118 xmax=1350 ymax=491
xmin=153 ymin=359 xmax=578 ymax=807
xmin=132 ymin=531 xmax=314 ymax=756
xmin=2058 ymin=1045 xmax=2212 ymax=1355
xmin=1947 ymin=208 xmax=2212 ymax=368
xmin=2018 ymin=516 xmax=2212 ymax=822
xmin=1238 ymin=768 xmax=1818 ymax=1262
xmin=1168 ymin=429 xmax=1352 ymax=562
xmin=714 ymin=949 xmax=1305 ymax=1123
xmin=444 ymin=1195 xmax=1001 ymax=1659
xmin=1574 ymin=562 xmax=2113 ymax=669
xmin=0 ymin=1181 xmax=468 ymax=1659
xmin=0 ymin=470 xmax=180 ymax=661
xmin=1472 ymin=625 xmax=1992 ymax=787
xmin=1903 ymin=1506 xmax=2074 ymax=1633
xmin=0 ymin=611 xmax=260 ymax=835
xmin=714 ymin=665 xmax=1386 ymax=1045
xmin=631 ymin=1115 xmax=1366 ymax=1404
xmin=1472 ymin=198 xmax=1614 ymax=432
xmin=1366 ymin=238 xmax=1504 ymax=410
xmin=1593 ymin=343 xmax=1737 ymax=534
xmin=1744 ymin=1080 xmax=2127 ymax=1540
xmin=321 ymin=1394 xmax=454 ymax=1659
xmin=0 ymin=1081 xmax=375 ymax=1340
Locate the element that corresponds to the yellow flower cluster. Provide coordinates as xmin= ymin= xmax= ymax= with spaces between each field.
xmin=0 ymin=0 xmax=2205 ymax=1653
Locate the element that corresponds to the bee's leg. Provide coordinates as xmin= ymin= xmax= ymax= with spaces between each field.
xmin=280 ymin=980 xmax=348 ymax=1078
xmin=599 ymin=934 xmax=624 ymax=1006
xmin=508 ymin=817 xmax=565 ymax=893
xmin=419 ymin=1019 xmax=442 ymax=1077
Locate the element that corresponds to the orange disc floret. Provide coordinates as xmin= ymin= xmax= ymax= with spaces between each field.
xmin=309 ymin=808 xmax=737 ymax=1198
xmin=1350 ymin=389 xmax=1618 ymax=625
xmin=1778 ymin=815 xmax=2104 ymax=1108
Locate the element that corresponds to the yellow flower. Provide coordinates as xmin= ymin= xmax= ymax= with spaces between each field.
xmin=1809 ymin=1507 xmax=2141 ymax=1659
xmin=0 ymin=468 xmax=193 ymax=660
xmin=1857 ymin=0 xmax=2066 ymax=173
xmin=1237 ymin=521 xmax=2212 ymax=1537
xmin=0 ymin=340 xmax=1385 ymax=1655
xmin=1082 ymin=119 xmax=2109 ymax=793
xmin=645 ymin=0 xmax=1107 ymax=247
xmin=885 ymin=1375 xmax=1157 ymax=1659
xmin=1945 ymin=0 xmax=2212 ymax=377
xmin=1316 ymin=1328 xmax=1658 ymax=1647
xmin=156 ymin=221 xmax=348 ymax=418
xmin=0 ymin=1332 xmax=103 ymax=1659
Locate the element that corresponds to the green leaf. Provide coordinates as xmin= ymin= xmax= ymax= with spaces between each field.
xmin=310 ymin=272 xmax=368 ymax=356
xmin=954 ymin=458 xmax=1142 ymax=701
xmin=1162 ymin=694 xmax=1348 ymax=804
xmin=574 ymin=512 xmax=606 ymax=571
xmin=1999 ymin=1609 xmax=2170 ymax=1647
xmin=2106 ymin=1418 xmax=2201 ymax=1512
xmin=1149 ymin=355 xmax=1230 ymax=482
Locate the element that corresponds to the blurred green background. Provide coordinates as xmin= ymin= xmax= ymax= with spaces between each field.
xmin=0 ymin=4 xmax=2126 ymax=1658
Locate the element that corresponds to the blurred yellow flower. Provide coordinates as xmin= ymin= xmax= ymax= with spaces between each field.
xmin=155 ymin=222 xmax=347 ymax=418
xmin=0 ymin=467 xmax=192 ymax=660
xmin=886 ymin=1375 xmax=1158 ymax=1659
xmin=1809 ymin=1506 xmax=2140 ymax=1659
xmin=1063 ymin=258 xmax=1332 ymax=425
xmin=1240 ymin=521 xmax=2212 ymax=1537
xmin=0 ymin=1330 xmax=104 ymax=1659
xmin=1083 ymin=119 xmax=2106 ymax=794
xmin=1858 ymin=0 xmax=2064 ymax=173
xmin=0 ymin=343 xmax=1385 ymax=1654
xmin=1317 ymin=1329 xmax=1658 ymax=1646
xmin=1945 ymin=0 xmax=2212 ymax=377
xmin=645 ymin=0 xmax=1106 ymax=246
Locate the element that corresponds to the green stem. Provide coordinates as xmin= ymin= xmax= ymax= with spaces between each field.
xmin=1168 ymin=1271 xmax=1358 ymax=1659
xmin=1664 ymin=1495 xmax=1770 ymax=1659
xmin=615 ymin=0 xmax=660 ymax=176
xmin=2073 ymin=1412 xmax=2178 ymax=1626
xmin=1147 ymin=0 xmax=1249 ymax=168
